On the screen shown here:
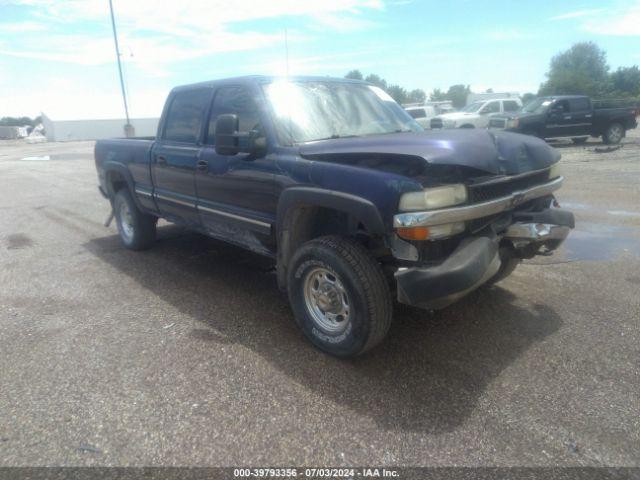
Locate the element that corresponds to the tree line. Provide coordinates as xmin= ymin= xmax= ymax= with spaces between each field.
xmin=345 ymin=42 xmax=640 ymax=108
xmin=0 ymin=116 xmax=42 ymax=128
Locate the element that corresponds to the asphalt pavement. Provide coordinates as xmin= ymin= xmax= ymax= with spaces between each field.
xmin=0 ymin=132 xmax=638 ymax=467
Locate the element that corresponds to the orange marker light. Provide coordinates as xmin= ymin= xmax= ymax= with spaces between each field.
xmin=396 ymin=227 xmax=430 ymax=241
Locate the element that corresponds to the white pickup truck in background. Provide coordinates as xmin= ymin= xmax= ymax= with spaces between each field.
xmin=430 ymin=98 xmax=522 ymax=129
xmin=404 ymin=101 xmax=454 ymax=128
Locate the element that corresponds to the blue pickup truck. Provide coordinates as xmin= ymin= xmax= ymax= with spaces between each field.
xmin=95 ymin=75 xmax=574 ymax=357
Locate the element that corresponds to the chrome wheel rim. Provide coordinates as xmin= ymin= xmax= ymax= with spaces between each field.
xmin=303 ymin=267 xmax=351 ymax=334
xmin=609 ymin=125 xmax=623 ymax=143
xmin=118 ymin=201 xmax=134 ymax=242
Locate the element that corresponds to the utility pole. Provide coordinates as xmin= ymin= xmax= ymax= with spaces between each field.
xmin=108 ymin=0 xmax=132 ymax=135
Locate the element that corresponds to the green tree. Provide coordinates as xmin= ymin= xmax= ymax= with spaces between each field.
xmin=610 ymin=66 xmax=640 ymax=97
xmin=387 ymin=84 xmax=408 ymax=104
xmin=0 ymin=116 xmax=36 ymax=127
xmin=345 ymin=70 xmax=363 ymax=80
xmin=521 ymin=92 xmax=536 ymax=105
xmin=364 ymin=74 xmax=388 ymax=90
xmin=407 ymin=89 xmax=426 ymax=104
xmin=446 ymin=84 xmax=471 ymax=109
xmin=429 ymin=88 xmax=447 ymax=101
xmin=539 ymin=42 xmax=610 ymax=97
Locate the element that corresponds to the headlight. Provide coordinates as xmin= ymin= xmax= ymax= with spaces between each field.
xmin=399 ymin=184 xmax=468 ymax=211
xmin=548 ymin=163 xmax=562 ymax=179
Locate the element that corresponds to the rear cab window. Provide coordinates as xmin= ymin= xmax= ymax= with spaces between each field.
xmin=162 ymin=89 xmax=211 ymax=143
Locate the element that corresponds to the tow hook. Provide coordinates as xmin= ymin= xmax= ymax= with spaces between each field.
xmin=104 ymin=210 xmax=115 ymax=227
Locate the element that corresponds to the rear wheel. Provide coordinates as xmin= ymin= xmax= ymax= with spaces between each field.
xmin=603 ymin=123 xmax=624 ymax=144
xmin=287 ymin=236 xmax=392 ymax=357
xmin=113 ymin=189 xmax=156 ymax=250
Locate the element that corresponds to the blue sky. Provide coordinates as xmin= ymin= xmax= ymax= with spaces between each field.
xmin=1 ymin=0 xmax=638 ymax=119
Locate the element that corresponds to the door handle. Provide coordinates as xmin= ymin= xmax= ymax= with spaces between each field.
xmin=156 ymin=155 xmax=167 ymax=166
xmin=197 ymin=159 xmax=208 ymax=171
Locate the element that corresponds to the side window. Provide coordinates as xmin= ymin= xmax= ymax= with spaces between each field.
xmin=503 ymin=100 xmax=520 ymax=112
xmin=553 ymin=100 xmax=570 ymax=113
xmin=568 ymin=97 xmax=590 ymax=112
xmin=206 ymin=86 xmax=262 ymax=144
xmin=481 ymin=101 xmax=500 ymax=114
xmin=163 ymin=89 xmax=210 ymax=143
xmin=407 ymin=108 xmax=426 ymax=119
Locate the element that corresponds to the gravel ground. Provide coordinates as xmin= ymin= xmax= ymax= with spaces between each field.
xmin=0 ymin=130 xmax=638 ymax=467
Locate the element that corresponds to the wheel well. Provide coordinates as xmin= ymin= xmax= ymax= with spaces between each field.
xmin=276 ymin=206 xmax=379 ymax=290
xmin=106 ymin=170 xmax=128 ymax=197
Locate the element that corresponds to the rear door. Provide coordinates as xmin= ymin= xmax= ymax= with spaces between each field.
xmin=567 ymin=97 xmax=593 ymax=135
xmin=151 ymin=88 xmax=212 ymax=225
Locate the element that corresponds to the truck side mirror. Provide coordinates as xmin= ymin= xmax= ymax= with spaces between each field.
xmin=215 ymin=114 xmax=240 ymax=155
xmin=214 ymin=114 xmax=265 ymax=157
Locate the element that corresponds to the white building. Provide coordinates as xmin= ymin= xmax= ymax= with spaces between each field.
xmin=41 ymin=113 xmax=159 ymax=142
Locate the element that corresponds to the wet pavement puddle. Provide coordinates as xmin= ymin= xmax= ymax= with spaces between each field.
xmin=561 ymin=222 xmax=640 ymax=261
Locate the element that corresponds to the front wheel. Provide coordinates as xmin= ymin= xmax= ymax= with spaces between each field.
xmin=287 ymin=236 xmax=393 ymax=357
xmin=113 ymin=189 xmax=157 ymax=250
xmin=603 ymin=123 xmax=624 ymax=144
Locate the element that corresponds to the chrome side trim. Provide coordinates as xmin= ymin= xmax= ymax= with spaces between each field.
xmin=197 ymin=204 xmax=271 ymax=229
xmin=394 ymin=176 xmax=564 ymax=228
xmin=155 ymin=193 xmax=195 ymax=208
xmin=135 ymin=187 xmax=153 ymax=197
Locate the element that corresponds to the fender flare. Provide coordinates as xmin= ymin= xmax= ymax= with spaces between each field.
xmin=275 ymin=186 xmax=386 ymax=289
xmin=102 ymin=161 xmax=144 ymax=210
xmin=276 ymin=186 xmax=385 ymax=238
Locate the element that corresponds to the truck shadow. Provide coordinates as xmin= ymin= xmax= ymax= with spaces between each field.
xmin=84 ymin=226 xmax=562 ymax=434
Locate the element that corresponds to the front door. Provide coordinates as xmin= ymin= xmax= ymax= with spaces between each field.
xmin=545 ymin=99 xmax=572 ymax=138
xmin=150 ymin=88 xmax=212 ymax=225
xmin=196 ymin=85 xmax=277 ymax=255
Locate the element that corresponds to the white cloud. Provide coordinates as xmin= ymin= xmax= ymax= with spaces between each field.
xmin=0 ymin=21 xmax=47 ymax=32
xmin=549 ymin=9 xmax=604 ymax=21
xmin=582 ymin=2 xmax=640 ymax=36
xmin=0 ymin=0 xmax=385 ymax=70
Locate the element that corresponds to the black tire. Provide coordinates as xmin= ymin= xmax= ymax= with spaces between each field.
xmin=603 ymin=123 xmax=624 ymax=145
xmin=287 ymin=236 xmax=392 ymax=357
xmin=113 ymin=189 xmax=156 ymax=250
xmin=571 ymin=137 xmax=588 ymax=145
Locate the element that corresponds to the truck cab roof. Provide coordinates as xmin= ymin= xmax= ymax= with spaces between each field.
xmin=171 ymin=75 xmax=366 ymax=93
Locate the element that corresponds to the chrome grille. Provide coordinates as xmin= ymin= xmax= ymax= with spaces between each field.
xmin=468 ymin=170 xmax=550 ymax=203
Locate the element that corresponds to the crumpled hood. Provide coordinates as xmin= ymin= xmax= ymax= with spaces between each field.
xmin=298 ymin=129 xmax=560 ymax=180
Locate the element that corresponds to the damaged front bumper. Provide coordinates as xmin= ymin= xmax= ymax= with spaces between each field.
xmin=392 ymin=179 xmax=574 ymax=309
